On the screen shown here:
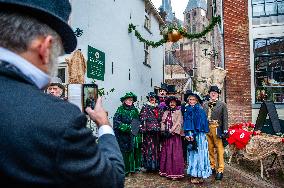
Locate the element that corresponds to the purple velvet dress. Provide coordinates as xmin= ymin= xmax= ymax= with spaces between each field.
xmin=159 ymin=109 xmax=184 ymax=179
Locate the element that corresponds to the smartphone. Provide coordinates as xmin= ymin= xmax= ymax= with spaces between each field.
xmin=82 ymin=84 xmax=98 ymax=113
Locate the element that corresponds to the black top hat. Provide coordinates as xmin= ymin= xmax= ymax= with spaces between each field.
xmin=184 ymin=90 xmax=202 ymax=104
xmin=167 ymin=85 xmax=176 ymax=93
xmin=208 ymin=85 xmax=221 ymax=94
xmin=146 ymin=92 xmax=159 ymax=101
xmin=0 ymin=0 xmax=77 ymax=53
xmin=159 ymin=83 xmax=168 ymax=92
xmin=166 ymin=96 xmax=181 ymax=107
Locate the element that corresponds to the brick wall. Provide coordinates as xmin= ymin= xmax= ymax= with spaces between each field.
xmin=223 ymin=0 xmax=252 ymax=124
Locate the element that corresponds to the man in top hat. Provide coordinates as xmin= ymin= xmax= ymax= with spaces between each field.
xmin=158 ymin=83 xmax=169 ymax=111
xmin=47 ymin=77 xmax=65 ymax=98
xmin=0 ymin=1 xmax=124 ymax=187
xmin=203 ymin=85 xmax=228 ymax=180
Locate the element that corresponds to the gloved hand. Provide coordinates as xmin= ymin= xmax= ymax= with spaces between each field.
xmin=221 ymin=130 xmax=229 ymax=139
xmin=118 ymin=123 xmax=131 ymax=133
xmin=187 ymin=140 xmax=198 ymax=152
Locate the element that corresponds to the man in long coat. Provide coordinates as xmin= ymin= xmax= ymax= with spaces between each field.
xmin=0 ymin=0 xmax=124 ymax=187
xmin=203 ymin=86 xmax=228 ymax=181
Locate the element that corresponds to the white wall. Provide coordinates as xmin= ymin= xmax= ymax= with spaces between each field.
xmin=248 ymin=0 xmax=284 ymax=123
xmin=69 ymin=0 xmax=164 ymax=120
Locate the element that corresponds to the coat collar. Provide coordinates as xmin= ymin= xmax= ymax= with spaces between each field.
xmin=0 ymin=61 xmax=37 ymax=88
xmin=205 ymin=100 xmax=222 ymax=109
xmin=0 ymin=47 xmax=49 ymax=89
xmin=208 ymin=100 xmax=222 ymax=109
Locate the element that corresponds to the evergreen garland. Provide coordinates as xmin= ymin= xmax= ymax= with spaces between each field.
xmin=179 ymin=16 xmax=221 ymax=39
xmin=128 ymin=24 xmax=168 ymax=48
xmin=128 ymin=16 xmax=221 ymax=48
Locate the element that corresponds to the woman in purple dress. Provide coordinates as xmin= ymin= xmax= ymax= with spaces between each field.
xmin=159 ymin=96 xmax=184 ymax=179
xmin=140 ymin=92 xmax=163 ymax=171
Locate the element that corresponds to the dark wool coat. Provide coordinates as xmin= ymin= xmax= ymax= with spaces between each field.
xmin=0 ymin=61 xmax=124 ymax=188
xmin=113 ymin=104 xmax=139 ymax=153
xmin=140 ymin=103 xmax=163 ymax=132
xmin=203 ymin=100 xmax=228 ymax=138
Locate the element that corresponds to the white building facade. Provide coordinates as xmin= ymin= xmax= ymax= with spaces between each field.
xmin=249 ymin=0 xmax=284 ymax=121
xmin=60 ymin=0 xmax=165 ymax=120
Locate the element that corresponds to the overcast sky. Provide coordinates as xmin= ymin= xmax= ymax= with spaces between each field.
xmin=151 ymin=0 xmax=189 ymax=21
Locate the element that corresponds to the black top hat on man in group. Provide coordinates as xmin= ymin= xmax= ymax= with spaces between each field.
xmin=208 ymin=85 xmax=221 ymax=94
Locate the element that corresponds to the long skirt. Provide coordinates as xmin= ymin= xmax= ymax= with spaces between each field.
xmin=123 ymin=134 xmax=142 ymax=174
xmin=133 ymin=134 xmax=142 ymax=171
xmin=122 ymin=151 xmax=134 ymax=175
xmin=159 ymin=134 xmax=184 ymax=179
xmin=142 ymin=131 xmax=160 ymax=171
xmin=187 ymin=132 xmax=212 ymax=178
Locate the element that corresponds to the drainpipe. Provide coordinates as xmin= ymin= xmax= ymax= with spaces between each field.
xmin=220 ymin=0 xmax=225 ymax=69
xmin=218 ymin=0 xmax=226 ymax=102
xmin=221 ymin=0 xmax=226 ymax=102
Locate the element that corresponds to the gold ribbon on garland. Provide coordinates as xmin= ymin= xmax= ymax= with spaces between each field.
xmin=128 ymin=16 xmax=221 ymax=48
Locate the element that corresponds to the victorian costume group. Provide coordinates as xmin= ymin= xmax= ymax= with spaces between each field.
xmin=113 ymin=85 xmax=228 ymax=183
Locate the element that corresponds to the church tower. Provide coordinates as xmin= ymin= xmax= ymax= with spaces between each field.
xmin=183 ymin=0 xmax=213 ymax=95
xmin=159 ymin=0 xmax=175 ymax=23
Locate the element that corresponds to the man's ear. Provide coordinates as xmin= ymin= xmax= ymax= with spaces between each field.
xmin=38 ymin=35 xmax=53 ymax=65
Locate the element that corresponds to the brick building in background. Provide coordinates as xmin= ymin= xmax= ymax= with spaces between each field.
xmin=249 ymin=0 xmax=284 ymax=122
xmin=223 ymin=0 xmax=252 ymax=124
xmin=222 ymin=0 xmax=284 ymax=124
xmin=161 ymin=0 xmax=283 ymax=124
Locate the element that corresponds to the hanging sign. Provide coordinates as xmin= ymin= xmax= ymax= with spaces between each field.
xmin=87 ymin=45 xmax=105 ymax=81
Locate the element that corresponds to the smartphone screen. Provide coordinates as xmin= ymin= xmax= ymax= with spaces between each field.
xmin=83 ymin=84 xmax=98 ymax=113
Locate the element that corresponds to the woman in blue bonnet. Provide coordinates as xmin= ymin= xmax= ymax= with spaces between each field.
xmin=183 ymin=92 xmax=211 ymax=184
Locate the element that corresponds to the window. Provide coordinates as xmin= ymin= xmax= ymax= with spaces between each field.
xmin=252 ymin=0 xmax=284 ymax=17
xmin=144 ymin=15 xmax=151 ymax=31
xmin=254 ymin=37 xmax=284 ymax=103
xmin=186 ymin=13 xmax=190 ymax=20
xmin=57 ymin=62 xmax=68 ymax=83
xmin=144 ymin=43 xmax=151 ymax=66
xmin=192 ymin=24 xmax=196 ymax=33
xmin=180 ymin=43 xmax=184 ymax=51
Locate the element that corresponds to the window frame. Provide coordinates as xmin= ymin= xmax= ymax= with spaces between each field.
xmin=254 ymin=37 xmax=284 ymax=104
xmin=57 ymin=62 xmax=68 ymax=84
xmin=144 ymin=14 xmax=151 ymax=33
xmin=144 ymin=43 xmax=151 ymax=67
xmin=252 ymin=0 xmax=284 ymax=18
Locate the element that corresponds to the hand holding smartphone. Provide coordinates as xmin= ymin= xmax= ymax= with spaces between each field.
xmin=85 ymin=97 xmax=111 ymax=127
xmin=83 ymin=84 xmax=98 ymax=113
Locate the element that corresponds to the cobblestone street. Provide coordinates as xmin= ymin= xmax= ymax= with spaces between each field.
xmin=125 ymin=164 xmax=282 ymax=188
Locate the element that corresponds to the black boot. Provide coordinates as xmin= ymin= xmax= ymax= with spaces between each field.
xmin=211 ymin=168 xmax=216 ymax=174
xmin=215 ymin=172 xmax=223 ymax=180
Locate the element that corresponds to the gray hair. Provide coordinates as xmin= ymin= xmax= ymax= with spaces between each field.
xmin=0 ymin=10 xmax=63 ymax=54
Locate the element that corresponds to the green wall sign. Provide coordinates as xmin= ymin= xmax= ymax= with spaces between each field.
xmin=87 ymin=45 xmax=105 ymax=81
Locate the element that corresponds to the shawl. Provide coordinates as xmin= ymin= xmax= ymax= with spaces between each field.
xmin=183 ymin=104 xmax=209 ymax=133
